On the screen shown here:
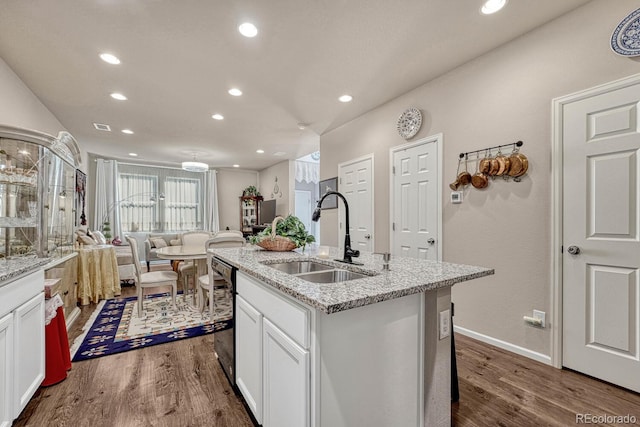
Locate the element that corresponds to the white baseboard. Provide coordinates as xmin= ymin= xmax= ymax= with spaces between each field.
xmin=65 ymin=307 xmax=81 ymax=330
xmin=454 ymin=325 xmax=552 ymax=366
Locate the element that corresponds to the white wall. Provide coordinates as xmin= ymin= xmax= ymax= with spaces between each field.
xmin=320 ymin=0 xmax=640 ymax=357
xmin=217 ymin=169 xmax=258 ymax=231
xmin=0 ymin=57 xmax=65 ymax=136
xmin=258 ymin=160 xmax=292 ymax=218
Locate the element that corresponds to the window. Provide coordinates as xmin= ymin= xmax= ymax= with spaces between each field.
xmin=164 ymin=177 xmax=201 ymax=231
xmin=117 ymin=164 xmax=204 ymax=233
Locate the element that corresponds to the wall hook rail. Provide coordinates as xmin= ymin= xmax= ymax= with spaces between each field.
xmin=459 ymin=140 xmax=523 ymax=159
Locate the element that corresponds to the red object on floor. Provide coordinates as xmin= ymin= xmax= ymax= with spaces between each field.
xmin=42 ymin=306 xmax=71 ymax=386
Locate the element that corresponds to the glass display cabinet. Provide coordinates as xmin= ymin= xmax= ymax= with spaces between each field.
xmin=0 ymin=126 xmax=81 ymax=260
xmin=239 ymin=195 xmax=263 ymax=237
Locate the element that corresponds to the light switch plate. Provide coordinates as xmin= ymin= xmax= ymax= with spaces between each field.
xmin=439 ymin=309 xmax=450 ymax=339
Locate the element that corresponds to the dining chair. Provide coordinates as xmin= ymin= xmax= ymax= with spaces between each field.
xmin=197 ymin=233 xmax=245 ymax=320
xmin=177 ymin=230 xmax=212 ymax=301
xmin=125 ymin=236 xmax=178 ymax=318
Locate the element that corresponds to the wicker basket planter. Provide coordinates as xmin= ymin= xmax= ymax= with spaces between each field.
xmin=256 ymin=216 xmax=298 ymax=252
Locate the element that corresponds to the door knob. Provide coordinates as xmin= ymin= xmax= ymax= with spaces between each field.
xmin=364 ymin=234 xmax=371 ymax=239
xmin=567 ymin=245 xmax=580 ymax=255
xmin=427 ymin=238 xmax=435 ymax=245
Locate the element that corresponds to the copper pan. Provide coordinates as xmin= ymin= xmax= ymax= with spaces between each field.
xmin=471 ymin=155 xmax=488 ymax=189
xmin=449 ymin=157 xmax=472 ymax=190
xmin=508 ymin=150 xmax=529 ymax=178
xmin=495 ymin=150 xmax=511 ymax=176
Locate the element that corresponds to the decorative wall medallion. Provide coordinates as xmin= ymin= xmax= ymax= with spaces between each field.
xmin=611 ymin=7 xmax=640 ymax=56
xmin=396 ymin=107 xmax=422 ymax=140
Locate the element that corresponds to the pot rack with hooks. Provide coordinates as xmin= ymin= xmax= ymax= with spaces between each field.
xmin=458 ymin=140 xmax=524 ymax=160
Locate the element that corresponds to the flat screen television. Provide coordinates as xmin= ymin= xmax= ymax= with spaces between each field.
xmin=261 ymin=199 xmax=277 ymax=225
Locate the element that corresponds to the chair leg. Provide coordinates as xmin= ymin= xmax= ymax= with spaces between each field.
xmin=137 ymin=285 xmax=143 ymax=318
xmin=197 ymin=285 xmax=205 ymax=313
xmin=171 ymin=282 xmax=177 ymax=310
xmin=209 ymin=287 xmax=214 ymax=321
xmin=146 ymin=261 xmax=150 ymax=272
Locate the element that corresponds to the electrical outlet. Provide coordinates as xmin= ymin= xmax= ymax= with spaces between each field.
xmin=439 ymin=309 xmax=450 ymax=339
xmin=533 ymin=310 xmax=546 ymax=328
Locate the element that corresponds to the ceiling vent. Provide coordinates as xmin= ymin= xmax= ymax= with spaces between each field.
xmin=93 ymin=123 xmax=111 ymax=132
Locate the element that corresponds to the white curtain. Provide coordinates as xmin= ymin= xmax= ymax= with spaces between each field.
xmin=295 ymin=161 xmax=319 ymax=184
xmin=204 ymin=169 xmax=220 ymax=232
xmin=94 ymin=159 xmax=121 ymax=238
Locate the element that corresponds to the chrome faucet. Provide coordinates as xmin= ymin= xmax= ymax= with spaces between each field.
xmin=312 ymin=190 xmax=362 ymax=265
xmin=373 ymin=252 xmax=391 ymax=270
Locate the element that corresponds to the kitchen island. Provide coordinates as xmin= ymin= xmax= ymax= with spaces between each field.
xmin=209 ymin=246 xmax=493 ymax=427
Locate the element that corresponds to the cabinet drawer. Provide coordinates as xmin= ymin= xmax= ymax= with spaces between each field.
xmin=0 ymin=270 xmax=44 ymax=318
xmin=237 ymin=272 xmax=310 ymax=349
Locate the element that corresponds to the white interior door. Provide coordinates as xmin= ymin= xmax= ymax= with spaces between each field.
xmin=391 ymin=136 xmax=441 ymax=261
xmin=338 ymin=155 xmax=373 ymax=252
xmin=294 ymin=190 xmax=312 ymax=235
xmin=562 ymin=80 xmax=640 ymax=393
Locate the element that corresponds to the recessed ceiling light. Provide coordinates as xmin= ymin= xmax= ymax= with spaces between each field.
xmin=121 ymin=129 xmax=134 ymax=134
xmin=233 ymin=164 xmax=240 ymax=168
xmin=129 ymin=153 xmax=138 ymax=157
xmin=99 ymin=53 xmax=121 ymax=65
xmin=297 ymin=123 xmax=308 ymax=130
xmin=18 ymin=150 xmax=29 ymax=155
xmin=238 ymin=22 xmax=258 ymax=38
xmin=110 ymin=92 xmax=127 ymax=101
xmin=212 ymin=114 xmax=224 ymax=120
xmin=256 ymin=149 xmax=264 ymax=154
xmin=228 ymin=88 xmax=243 ymax=97
xmin=338 ymin=94 xmax=353 ymax=103
xmin=481 ymin=0 xmax=507 ymax=14
xmin=273 ymin=152 xmax=286 ymax=157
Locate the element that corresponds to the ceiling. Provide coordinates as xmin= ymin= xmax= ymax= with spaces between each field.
xmin=0 ymin=0 xmax=590 ymax=171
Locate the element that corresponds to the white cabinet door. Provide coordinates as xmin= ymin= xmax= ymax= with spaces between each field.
xmin=235 ymin=295 xmax=263 ymax=424
xmin=0 ymin=313 xmax=13 ymax=427
xmin=262 ymin=319 xmax=309 ymax=427
xmin=13 ymin=293 xmax=44 ymax=418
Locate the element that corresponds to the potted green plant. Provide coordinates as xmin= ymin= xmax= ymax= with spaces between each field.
xmin=243 ymin=185 xmax=260 ymax=197
xmin=102 ymin=221 xmax=112 ymax=243
xmin=249 ymin=215 xmax=315 ymax=251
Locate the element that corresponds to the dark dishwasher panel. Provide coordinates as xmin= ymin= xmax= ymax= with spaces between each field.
xmin=212 ymin=256 xmax=236 ymax=388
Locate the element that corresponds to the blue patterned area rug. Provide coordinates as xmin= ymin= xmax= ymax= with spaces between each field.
xmin=71 ymin=290 xmax=231 ymax=362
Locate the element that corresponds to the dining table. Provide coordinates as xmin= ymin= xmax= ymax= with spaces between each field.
xmin=155 ymin=245 xmax=207 ymax=304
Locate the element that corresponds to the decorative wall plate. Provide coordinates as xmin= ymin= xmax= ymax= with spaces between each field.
xmin=396 ymin=107 xmax=422 ymax=140
xmin=611 ymin=7 xmax=640 ymax=56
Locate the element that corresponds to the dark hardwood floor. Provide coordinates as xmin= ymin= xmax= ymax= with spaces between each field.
xmin=452 ymin=334 xmax=640 ymax=426
xmin=13 ymin=264 xmax=640 ymax=426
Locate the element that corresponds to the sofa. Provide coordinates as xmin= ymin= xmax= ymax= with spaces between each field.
xmin=144 ymin=233 xmax=181 ymax=271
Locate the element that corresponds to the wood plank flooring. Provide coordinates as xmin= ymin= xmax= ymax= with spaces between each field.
xmin=452 ymin=333 xmax=640 ymax=426
xmin=13 ymin=264 xmax=640 ymax=426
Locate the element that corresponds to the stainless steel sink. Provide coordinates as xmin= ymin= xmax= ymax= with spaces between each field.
xmin=295 ymin=269 xmax=369 ymax=283
xmin=266 ymin=260 xmax=333 ymax=274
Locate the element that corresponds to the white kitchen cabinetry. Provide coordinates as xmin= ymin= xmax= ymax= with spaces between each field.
xmin=14 ymin=292 xmax=45 ymax=416
xmin=0 ymin=313 xmax=13 ymax=427
xmin=236 ymin=272 xmax=311 ymax=427
xmin=235 ymin=268 xmax=451 ymax=427
xmin=262 ymin=319 xmax=309 ymax=427
xmin=235 ymin=295 xmax=263 ymax=423
xmin=0 ymin=269 xmax=45 ymax=425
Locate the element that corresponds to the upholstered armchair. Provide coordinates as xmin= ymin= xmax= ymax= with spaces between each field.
xmin=143 ymin=233 xmax=181 ymax=271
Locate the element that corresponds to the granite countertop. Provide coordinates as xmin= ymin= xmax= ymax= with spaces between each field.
xmin=0 ymin=255 xmax=52 ymax=286
xmin=208 ymin=246 xmax=494 ymax=314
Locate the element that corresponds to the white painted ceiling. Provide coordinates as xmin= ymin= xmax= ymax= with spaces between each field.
xmin=0 ymin=0 xmax=590 ymax=171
